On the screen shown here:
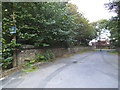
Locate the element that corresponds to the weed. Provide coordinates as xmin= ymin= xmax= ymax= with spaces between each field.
xmin=20 ymin=74 xmax=25 ymax=76
xmin=35 ymin=53 xmax=45 ymax=62
xmin=21 ymin=65 xmax=39 ymax=72
xmin=24 ymin=58 xmax=31 ymax=61
xmin=44 ymin=49 xmax=56 ymax=62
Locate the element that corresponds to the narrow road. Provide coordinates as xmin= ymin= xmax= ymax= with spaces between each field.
xmin=1 ymin=49 xmax=118 ymax=88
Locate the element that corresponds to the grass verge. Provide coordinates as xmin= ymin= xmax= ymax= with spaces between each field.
xmin=72 ymin=50 xmax=94 ymax=55
xmin=107 ymin=50 xmax=120 ymax=56
xmin=21 ymin=65 xmax=39 ymax=72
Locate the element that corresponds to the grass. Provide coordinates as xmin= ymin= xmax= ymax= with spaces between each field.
xmin=20 ymin=74 xmax=25 ymax=76
xmin=21 ymin=65 xmax=39 ymax=72
xmin=72 ymin=50 xmax=94 ymax=55
xmin=76 ymin=50 xmax=94 ymax=54
xmin=107 ymin=50 xmax=120 ymax=56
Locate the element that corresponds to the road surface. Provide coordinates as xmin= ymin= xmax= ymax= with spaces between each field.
xmin=1 ymin=49 xmax=118 ymax=88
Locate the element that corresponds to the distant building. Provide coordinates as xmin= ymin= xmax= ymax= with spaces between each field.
xmin=91 ymin=40 xmax=110 ymax=49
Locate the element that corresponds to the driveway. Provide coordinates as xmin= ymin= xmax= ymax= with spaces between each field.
xmin=1 ymin=49 xmax=118 ymax=88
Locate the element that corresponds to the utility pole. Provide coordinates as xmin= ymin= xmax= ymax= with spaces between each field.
xmin=12 ymin=2 xmax=17 ymax=67
xmin=118 ymin=1 xmax=120 ymax=48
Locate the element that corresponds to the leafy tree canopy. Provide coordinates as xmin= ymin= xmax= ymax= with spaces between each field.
xmin=2 ymin=2 xmax=96 ymax=68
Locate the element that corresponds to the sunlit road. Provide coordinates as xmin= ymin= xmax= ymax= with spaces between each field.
xmin=1 ymin=49 xmax=118 ymax=88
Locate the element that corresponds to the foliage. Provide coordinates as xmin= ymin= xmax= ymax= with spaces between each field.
xmin=91 ymin=19 xmax=110 ymax=46
xmin=34 ymin=53 xmax=46 ymax=62
xmin=107 ymin=17 xmax=118 ymax=47
xmin=24 ymin=49 xmax=55 ymax=67
xmin=66 ymin=3 xmax=97 ymax=46
xmin=105 ymin=1 xmax=120 ymax=14
xmin=1 ymin=38 xmax=21 ymax=69
xmin=24 ymin=58 xmax=31 ymax=61
xmin=2 ymin=2 xmax=96 ymax=69
xmin=24 ymin=58 xmax=37 ymax=67
xmin=48 ymin=50 xmax=55 ymax=60
xmin=2 ymin=2 xmax=96 ymax=47
xmin=25 ymin=62 xmax=31 ymax=67
xmin=94 ymin=18 xmax=118 ymax=48
xmin=22 ymin=65 xmax=39 ymax=72
xmin=5 ymin=2 xmax=77 ymax=47
xmin=44 ymin=49 xmax=55 ymax=61
xmin=96 ymin=19 xmax=109 ymax=30
xmin=105 ymin=1 xmax=120 ymax=47
xmin=35 ymin=50 xmax=55 ymax=62
xmin=107 ymin=50 xmax=119 ymax=55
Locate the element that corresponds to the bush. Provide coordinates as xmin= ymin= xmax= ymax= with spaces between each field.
xmin=2 ymin=38 xmax=21 ymax=69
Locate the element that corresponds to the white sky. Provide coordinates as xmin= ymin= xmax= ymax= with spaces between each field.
xmin=69 ymin=0 xmax=118 ymax=43
xmin=69 ymin=0 xmax=117 ymax=22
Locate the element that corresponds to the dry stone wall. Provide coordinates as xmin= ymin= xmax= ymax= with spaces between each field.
xmin=16 ymin=45 xmax=94 ymax=66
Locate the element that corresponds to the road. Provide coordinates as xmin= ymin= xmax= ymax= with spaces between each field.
xmin=1 ymin=49 xmax=118 ymax=88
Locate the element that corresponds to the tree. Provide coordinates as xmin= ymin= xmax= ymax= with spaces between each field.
xmin=66 ymin=3 xmax=97 ymax=46
xmin=2 ymin=2 xmax=78 ymax=47
xmin=2 ymin=2 xmax=97 ymax=68
xmin=107 ymin=17 xmax=118 ymax=47
xmin=105 ymin=0 xmax=120 ymax=47
xmin=2 ymin=2 xmax=78 ymax=68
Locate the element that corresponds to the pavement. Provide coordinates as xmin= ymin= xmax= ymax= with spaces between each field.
xmin=0 ymin=49 xmax=118 ymax=88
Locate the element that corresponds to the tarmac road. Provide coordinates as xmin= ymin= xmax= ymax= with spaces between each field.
xmin=1 ymin=49 xmax=118 ymax=88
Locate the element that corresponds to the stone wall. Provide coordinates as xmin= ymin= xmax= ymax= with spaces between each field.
xmin=68 ymin=47 xmax=94 ymax=53
xmin=116 ymin=48 xmax=120 ymax=54
xmin=16 ymin=45 xmax=94 ymax=65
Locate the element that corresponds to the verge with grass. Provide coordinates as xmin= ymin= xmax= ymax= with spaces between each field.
xmin=107 ymin=50 xmax=120 ymax=56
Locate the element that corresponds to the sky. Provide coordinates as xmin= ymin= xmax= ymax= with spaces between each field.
xmin=69 ymin=0 xmax=118 ymax=43
xmin=69 ymin=0 xmax=117 ymax=22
